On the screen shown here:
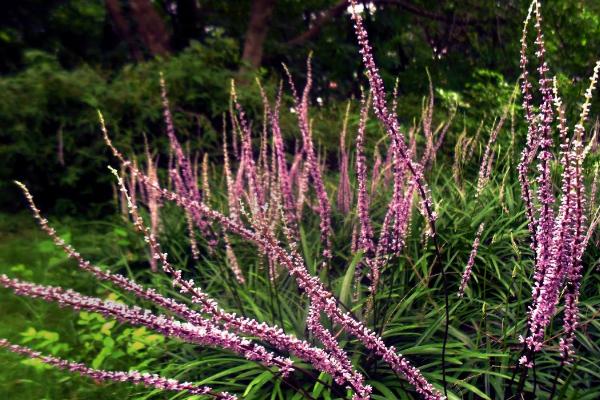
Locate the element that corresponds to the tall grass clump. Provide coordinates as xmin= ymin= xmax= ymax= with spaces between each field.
xmin=2 ymin=1 xmax=600 ymax=399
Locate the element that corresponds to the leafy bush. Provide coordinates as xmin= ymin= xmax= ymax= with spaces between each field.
xmin=0 ymin=37 xmax=240 ymax=214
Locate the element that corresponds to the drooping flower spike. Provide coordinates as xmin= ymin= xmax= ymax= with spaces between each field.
xmin=0 ymin=339 xmax=236 ymax=399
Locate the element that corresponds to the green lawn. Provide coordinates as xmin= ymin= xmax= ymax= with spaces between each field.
xmin=0 ymin=213 xmax=141 ymax=399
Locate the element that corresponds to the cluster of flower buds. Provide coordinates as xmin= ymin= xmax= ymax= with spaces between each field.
xmin=516 ymin=0 xmax=600 ymax=367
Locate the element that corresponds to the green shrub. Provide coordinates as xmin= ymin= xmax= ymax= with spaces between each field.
xmin=0 ymin=37 xmax=241 ymax=215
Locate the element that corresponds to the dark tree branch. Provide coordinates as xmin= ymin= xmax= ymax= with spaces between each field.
xmin=287 ymin=0 xmax=505 ymax=46
xmin=287 ymin=0 xmax=349 ymax=46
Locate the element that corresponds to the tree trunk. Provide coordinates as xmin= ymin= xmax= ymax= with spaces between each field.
xmin=241 ymin=0 xmax=277 ymax=70
xmin=105 ymin=0 xmax=143 ymax=61
xmin=129 ymin=0 xmax=171 ymax=56
xmin=173 ymin=0 xmax=203 ymax=49
xmin=105 ymin=0 xmax=170 ymax=60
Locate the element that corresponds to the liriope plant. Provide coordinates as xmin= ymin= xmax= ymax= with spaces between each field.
xmin=506 ymin=2 xmax=600 ymax=398
xmin=2 ymin=1 xmax=599 ymax=399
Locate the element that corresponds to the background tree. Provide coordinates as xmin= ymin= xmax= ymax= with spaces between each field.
xmin=241 ymin=0 xmax=277 ymax=70
xmin=1 ymin=0 xmax=600 ymax=212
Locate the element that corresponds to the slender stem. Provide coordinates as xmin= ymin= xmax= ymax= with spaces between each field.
xmin=506 ymin=272 xmax=533 ymax=398
xmin=267 ymin=257 xmax=277 ymax=325
xmin=532 ymin=352 xmax=537 ymax=397
xmin=505 ymin=339 xmax=530 ymax=400
xmin=279 ymin=373 xmax=317 ymax=400
xmin=434 ymin=237 xmax=449 ymax=399
xmin=548 ymin=362 xmax=565 ymax=400
xmin=292 ymin=365 xmax=345 ymax=398
xmin=514 ymin=350 xmax=531 ymax=399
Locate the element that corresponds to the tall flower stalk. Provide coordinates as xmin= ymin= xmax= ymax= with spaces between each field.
xmin=508 ymin=2 xmax=600 ymax=397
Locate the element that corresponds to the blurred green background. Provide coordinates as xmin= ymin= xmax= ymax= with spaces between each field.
xmin=2 ymin=0 xmax=600 ymax=215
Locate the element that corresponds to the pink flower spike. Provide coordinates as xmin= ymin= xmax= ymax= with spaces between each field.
xmin=0 ymin=338 xmax=236 ymax=399
xmin=457 ymin=223 xmax=485 ymax=297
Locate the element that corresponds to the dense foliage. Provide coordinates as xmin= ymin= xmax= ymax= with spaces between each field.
xmin=0 ymin=37 xmax=239 ymax=213
xmin=2 ymin=0 xmax=600 ymax=214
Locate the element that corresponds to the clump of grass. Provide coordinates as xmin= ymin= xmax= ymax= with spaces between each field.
xmin=2 ymin=1 xmax=600 ymax=399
